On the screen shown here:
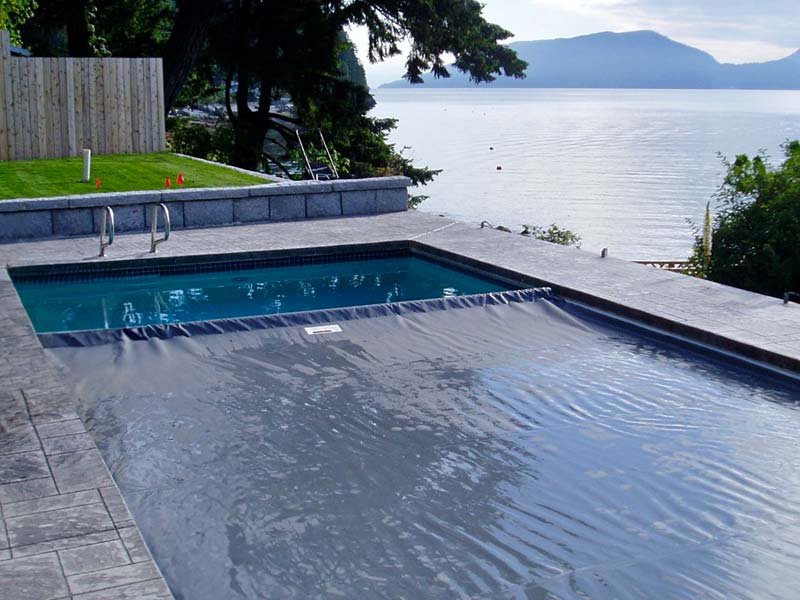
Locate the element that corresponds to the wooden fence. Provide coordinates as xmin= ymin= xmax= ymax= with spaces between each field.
xmin=0 ymin=30 xmax=166 ymax=161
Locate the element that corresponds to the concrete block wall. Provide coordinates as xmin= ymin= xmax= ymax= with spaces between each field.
xmin=0 ymin=177 xmax=411 ymax=242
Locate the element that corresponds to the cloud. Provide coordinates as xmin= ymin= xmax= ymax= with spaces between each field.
xmin=352 ymin=0 xmax=800 ymax=86
xmin=526 ymin=0 xmax=800 ymax=61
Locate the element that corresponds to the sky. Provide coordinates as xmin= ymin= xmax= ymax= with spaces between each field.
xmin=348 ymin=0 xmax=800 ymax=87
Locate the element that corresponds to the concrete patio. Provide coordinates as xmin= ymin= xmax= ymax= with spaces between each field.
xmin=1 ymin=210 xmax=798 ymax=599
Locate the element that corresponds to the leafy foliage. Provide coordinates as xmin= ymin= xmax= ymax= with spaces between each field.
xmin=690 ymin=141 xmax=800 ymax=297
xmin=94 ymin=0 xmax=171 ymax=56
xmin=203 ymin=0 xmax=526 ymax=173
xmin=22 ymin=0 xmax=169 ymax=56
xmin=287 ymin=138 xmax=351 ymax=178
xmin=522 ymin=224 xmax=582 ymax=247
xmin=341 ymin=0 xmax=527 ymax=84
xmin=0 ymin=0 xmax=37 ymax=46
xmin=166 ymin=117 xmax=234 ymax=165
xmin=485 ymin=223 xmax=582 ymax=247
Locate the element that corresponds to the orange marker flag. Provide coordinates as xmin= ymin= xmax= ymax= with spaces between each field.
xmin=177 ymin=173 xmax=185 ymax=186
xmin=165 ymin=177 xmax=172 ymax=188
xmin=95 ymin=178 xmax=102 ymax=188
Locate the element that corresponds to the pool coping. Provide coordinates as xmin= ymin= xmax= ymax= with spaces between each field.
xmin=1 ymin=210 xmax=799 ymax=598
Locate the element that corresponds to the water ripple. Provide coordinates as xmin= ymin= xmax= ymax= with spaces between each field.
xmin=59 ymin=298 xmax=800 ymax=599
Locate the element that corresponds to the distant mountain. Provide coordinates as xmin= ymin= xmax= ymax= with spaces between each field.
xmin=380 ymin=31 xmax=800 ymax=90
xmin=721 ymin=50 xmax=800 ymax=89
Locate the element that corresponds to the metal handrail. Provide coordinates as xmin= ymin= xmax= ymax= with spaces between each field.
xmin=99 ymin=206 xmax=115 ymax=257
xmin=318 ymin=129 xmax=339 ymax=179
xmin=633 ymin=259 xmax=699 ymax=276
xmin=150 ymin=203 xmax=171 ymax=253
xmin=295 ymin=130 xmax=317 ymax=181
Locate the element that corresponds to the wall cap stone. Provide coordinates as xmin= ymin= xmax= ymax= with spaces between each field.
xmin=0 ymin=177 xmax=410 ymax=212
xmin=332 ymin=177 xmax=411 ymax=191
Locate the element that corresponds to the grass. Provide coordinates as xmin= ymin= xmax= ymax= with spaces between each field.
xmin=0 ymin=152 xmax=270 ymax=199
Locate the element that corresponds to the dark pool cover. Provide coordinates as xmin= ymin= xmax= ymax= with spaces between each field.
xmin=52 ymin=295 xmax=800 ymax=599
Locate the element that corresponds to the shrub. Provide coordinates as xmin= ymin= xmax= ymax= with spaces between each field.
xmin=691 ymin=141 xmax=800 ymax=298
xmin=167 ymin=117 xmax=235 ymax=166
xmin=522 ymin=224 xmax=582 ymax=247
xmin=484 ymin=223 xmax=582 ymax=247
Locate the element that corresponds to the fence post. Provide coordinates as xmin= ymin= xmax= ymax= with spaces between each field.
xmin=0 ymin=31 xmax=11 ymax=160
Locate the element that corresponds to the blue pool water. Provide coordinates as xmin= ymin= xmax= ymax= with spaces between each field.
xmin=13 ymin=254 xmax=513 ymax=333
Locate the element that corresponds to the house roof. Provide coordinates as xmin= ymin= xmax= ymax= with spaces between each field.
xmin=10 ymin=44 xmax=31 ymax=57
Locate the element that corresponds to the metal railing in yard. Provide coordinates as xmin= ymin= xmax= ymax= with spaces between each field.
xmin=633 ymin=260 xmax=699 ymax=275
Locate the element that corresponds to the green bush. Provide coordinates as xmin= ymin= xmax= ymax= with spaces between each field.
xmin=287 ymin=140 xmax=351 ymax=180
xmin=167 ymin=118 xmax=235 ymax=166
xmin=691 ymin=141 xmax=800 ymax=297
xmin=485 ymin=223 xmax=582 ymax=247
xmin=522 ymin=224 xmax=582 ymax=248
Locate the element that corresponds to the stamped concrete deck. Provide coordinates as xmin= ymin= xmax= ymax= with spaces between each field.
xmin=1 ymin=210 xmax=799 ymax=598
xmin=0 ymin=286 xmax=172 ymax=595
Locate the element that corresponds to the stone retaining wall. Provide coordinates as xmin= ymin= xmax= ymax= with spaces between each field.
xmin=0 ymin=176 xmax=410 ymax=241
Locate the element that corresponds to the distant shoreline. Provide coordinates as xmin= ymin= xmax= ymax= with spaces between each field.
xmin=379 ymin=30 xmax=800 ymax=91
xmin=375 ymin=86 xmax=800 ymax=92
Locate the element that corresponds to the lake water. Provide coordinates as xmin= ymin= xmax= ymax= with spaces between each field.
xmin=371 ymin=89 xmax=800 ymax=259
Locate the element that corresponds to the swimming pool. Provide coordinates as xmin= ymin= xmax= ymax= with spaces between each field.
xmin=51 ymin=283 xmax=800 ymax=599
xmin=12 ymin=249 xmax=515 ymax=334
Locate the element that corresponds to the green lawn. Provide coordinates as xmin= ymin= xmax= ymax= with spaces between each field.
xmin=0 ymin=153 xmax=270 ymax=199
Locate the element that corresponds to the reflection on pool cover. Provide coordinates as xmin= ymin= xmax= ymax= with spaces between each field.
xmin=56 ymin=296 xmax=800 ymax=599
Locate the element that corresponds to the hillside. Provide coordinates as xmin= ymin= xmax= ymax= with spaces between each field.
xmin=381 ymin=31 xmax=800 ymax=90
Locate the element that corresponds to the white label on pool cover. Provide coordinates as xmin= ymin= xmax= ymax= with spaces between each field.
xmin=304 ymin=324 xmax=342 ymax=335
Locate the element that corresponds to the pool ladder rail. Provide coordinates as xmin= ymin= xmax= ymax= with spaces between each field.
xmin=98 ymin=204 xmax=171 ymax=257
xmin=98 ymin=206 xmax=115 ymax=257
xmin=150 ymin=203 xmax=171 ymax=253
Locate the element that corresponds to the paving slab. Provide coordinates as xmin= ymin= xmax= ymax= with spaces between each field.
xmin=3 ymin=489 xmax=101 ymax=519
xmin=0 ymin=427 xmax=39 ymax=455
xmin=6 ymin=502 xmax=114 ymax=548
xmin=41 ymin=432 xmax=97 ymax=456
xmin=67 ymin=561 xmax=161 ymax=595
xmin=0 ymin=450 xmax=49 ymax=484
xmin=59 ymin=539 xmax=131 ymax=576
xmin=0 ymin=391 xmax=31 ymax=430
xmin=0 ymin=392 xmax=39 ymax=454
xmin=36 ymin=418 xmax=87 ymax=439
xmin=12 ymin=529 xmax=120 ymax=558
xmin=99 ymin=486 xmax=133 ymax=525
xmin=72 ymin=577 xmax=173 ymax=600
xmin=0 ymin=477 xmax=58 ymax=504
xmin=0 ymin=552 xmax=69 ymax=600
xmin=48 ymin=448 xmax=114 ymax=493
xmin=25 ymin=391 xmax=80 ymax=426
xmin=117 ymin=526 xmax=150 ymax=563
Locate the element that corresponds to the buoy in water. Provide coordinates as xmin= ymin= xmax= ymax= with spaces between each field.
xmin=496 ymin=165 xmax=502 ymax=171
xmin=489 ymin=146 xmax=494 ymax=150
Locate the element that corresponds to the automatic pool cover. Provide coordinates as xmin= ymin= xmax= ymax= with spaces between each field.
xmin=53 ymin=293 xmax=800 ymax=599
